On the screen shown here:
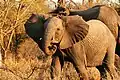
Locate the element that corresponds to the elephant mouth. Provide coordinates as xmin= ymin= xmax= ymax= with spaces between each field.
xmin=47 ymin=43 xmax=57 ymax=54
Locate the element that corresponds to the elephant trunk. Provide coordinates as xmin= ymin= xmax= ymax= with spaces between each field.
xmin=43 ymin=22 xmax=57 ymax=56
xmin=44 ymin=40 xmax=53 ymax=56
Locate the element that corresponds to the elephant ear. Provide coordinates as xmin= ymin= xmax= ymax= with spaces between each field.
xmin=60 ymin=15 xmax=89 ymax=49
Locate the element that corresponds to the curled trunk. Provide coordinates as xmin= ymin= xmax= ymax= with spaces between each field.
xmin=43 ymin=21 xmax=57 ymax=56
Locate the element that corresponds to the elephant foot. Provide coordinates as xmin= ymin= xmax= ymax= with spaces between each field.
xmin=111 ymin=71 xmax=119 ymax=80
xmin=106 ymin=65 xmax=119 ymax=80
xmin=78 ymin=72 xmax=89 ymax=80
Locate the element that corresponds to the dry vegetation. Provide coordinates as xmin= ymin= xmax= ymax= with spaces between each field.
xmin=0 ymin=0 xmax=48 ymax=56
xmin=0 ymin=0 xmax=120 ymax=80
xmin=0 ymin=0 xmax=50 ymax=80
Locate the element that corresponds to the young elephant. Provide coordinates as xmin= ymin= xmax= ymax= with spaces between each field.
xmin=43 ymin=15 xmax=117 ymax=80
xmin=24 ymin=14 xmax=64 ymax=79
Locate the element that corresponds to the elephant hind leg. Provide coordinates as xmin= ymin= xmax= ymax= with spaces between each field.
xmin=105 ymin=43 xmax=118 ymax=79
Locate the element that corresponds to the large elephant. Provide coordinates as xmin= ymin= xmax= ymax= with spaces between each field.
xmin=50 ymin=5 xmax=120 ymax=56
xmin=43 ymin=15 xmax=117 ymax=80
xmin=49 ymin=5 xmax=120 ymax=40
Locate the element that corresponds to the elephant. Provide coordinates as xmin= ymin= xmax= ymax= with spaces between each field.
xmin=24 ymin=14 xmax=65 ymax=79
xmin=43 ymin=15 xmax=118 ymax=80
xmin=24 ymin=13 xmax=119 ymax=79
xmin=49 ymin=5 xmax=120 ymax=42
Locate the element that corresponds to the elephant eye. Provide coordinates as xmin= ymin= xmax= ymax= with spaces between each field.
xmin=57 ymin=28 xmax=60 ymax=31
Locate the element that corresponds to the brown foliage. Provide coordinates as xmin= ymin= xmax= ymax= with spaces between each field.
xmin=0 ymin=0 xmax=48 ymax=57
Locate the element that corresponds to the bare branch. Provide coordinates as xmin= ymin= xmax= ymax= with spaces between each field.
xmin=69 ymin=0 xmax=79 ymax=9
xmin=50 ymin=0 xmax=57 ymax=7
xmin=58 ymin=0 xmax=65 ymax=7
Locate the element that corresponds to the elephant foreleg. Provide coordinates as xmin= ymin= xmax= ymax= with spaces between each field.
xmin=51 ymin=56 xmax=61 ymax=80
xmin=50 ymin=49 xmax=64 ymax=80
xmin=71 ymin=57 xmax=88 ymax=80
xmin=65 ymin=45 xmax=89 ymax=80
xmin=106 ymin=43 xmax=118 ymax=79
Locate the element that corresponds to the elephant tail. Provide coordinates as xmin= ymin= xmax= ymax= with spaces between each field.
xmin=116 ymin=16 xmax=120 ymax=55
xmin=117 ymin=15 xmax=120 ymax=27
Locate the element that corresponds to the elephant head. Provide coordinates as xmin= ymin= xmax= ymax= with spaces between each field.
xmin=25 ymin=14 xmax=65 ymax=80
xmin=43 ymin=15 xmax=89 ymax=56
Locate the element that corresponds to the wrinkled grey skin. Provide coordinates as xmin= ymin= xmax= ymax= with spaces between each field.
xmin=43 ymin=16 xmax=117 ymax=80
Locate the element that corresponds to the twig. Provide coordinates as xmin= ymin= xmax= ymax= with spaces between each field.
xmin=25 ymin=67 xmax=37 ymax=79
xmin=0 ymin=65 xmax=23 ymax=79
xmin=0 ymin=29 xmax=5 ymax=51
xmin=6 ymin=1 xmax=24 ymax=51
xmin=0 ymin=65 xmax=49 ymax=79
xmin=2 ymin=0 xmax=35 ymax=37
xmin=69 ymin=0 xmax=80 ymax=9
xmin=6 ymin=30 xmax=14 ymax=50
xmin=19 ymin=0 xmax=35 ymax=18
xmin=0 ymin=1 xmax=15 ymax=51
xmin=50 ymin=0 xmax=57 ymax=7
xmin=0 ymin=2 xmax=15 ymax=29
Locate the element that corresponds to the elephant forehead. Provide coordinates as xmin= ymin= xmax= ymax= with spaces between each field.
xmin=45 ymin=17 xmax=63 ymax=29
xmin=50 ymin=17 xmax=62 ymax=25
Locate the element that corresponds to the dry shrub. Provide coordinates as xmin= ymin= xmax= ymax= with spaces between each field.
xmin=0 ymin=0 xmax=49 ymax=58
xmin=0 ymin=1 xmax=50 ymax=79
xmin=0 ymin=38 xmax=52 ymax=80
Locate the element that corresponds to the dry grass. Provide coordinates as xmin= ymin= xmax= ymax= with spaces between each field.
xmin=0 ymin=38 xmax=52 ymax=80
xmin=0 ymin=0 xmax=48 ymax=57
xmin=0 ymin=0 xmax=50 ymax=79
